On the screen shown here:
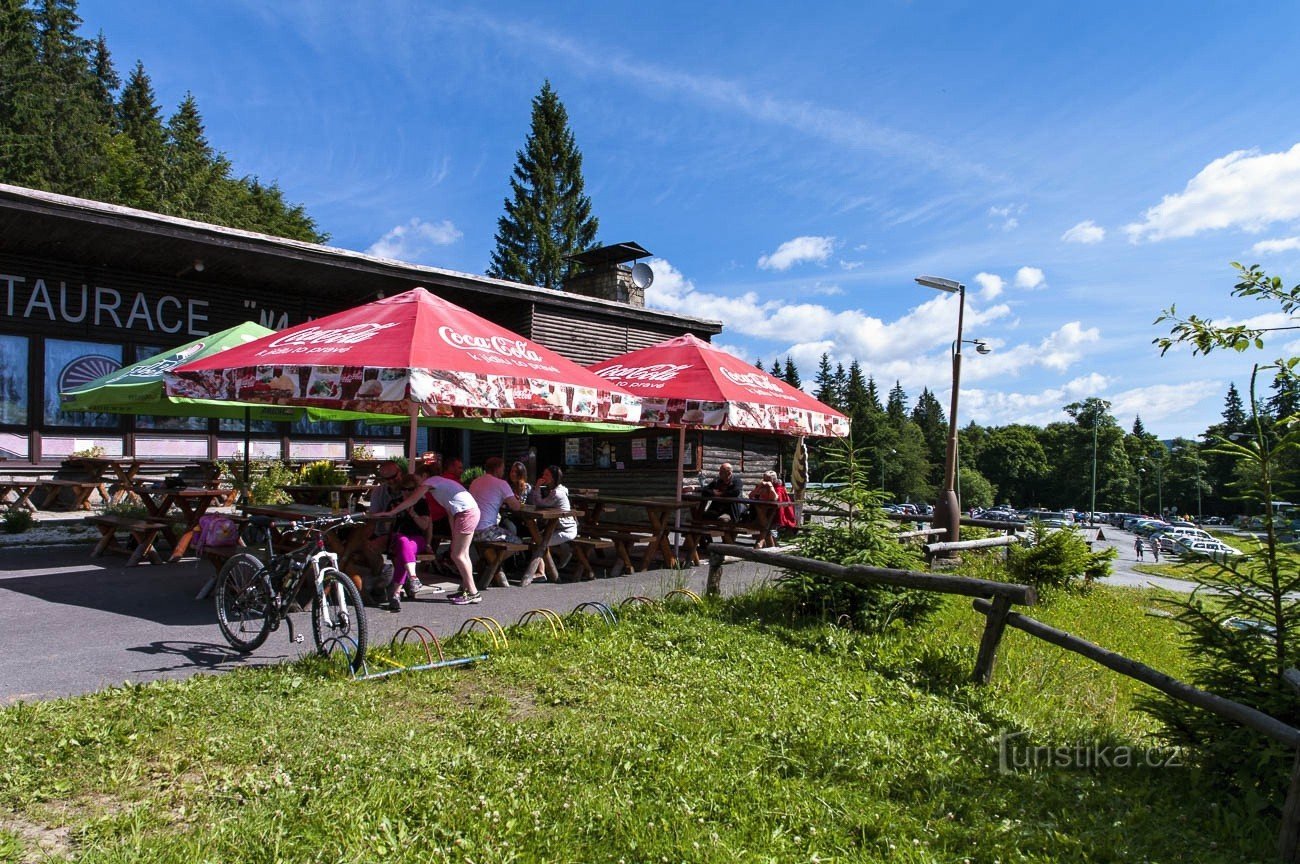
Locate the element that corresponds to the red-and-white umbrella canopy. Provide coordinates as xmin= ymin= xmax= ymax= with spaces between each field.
xmin=165 ymin=287 xmax=641 ymax=424
xmin=589 ymin=333 xmax=848 ymax=437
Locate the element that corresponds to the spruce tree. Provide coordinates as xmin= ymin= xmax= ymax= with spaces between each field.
xmin=832 ymin=363 xmax=847 ymax=407
xmin=28 ymin=0 xmax=104 ymax=192
xmin=886 ymin=380 xmax=909 ymax=423
xmin=114 ymin=60 xmax=165 ymax=206
xmin=1222 ymin=382 xmax=1247 ymax=430
xmin=769 ymin=358 xmax=782 ymax=378
xmin=814 ymin=353 xmax=836 ymax=407
xmin=87 ymin=29 xmax=115 ymax=125
xmin=864 ymin=376 xmax=884 ymax=413
xmin=911 ymin=388 xmax=948 ymax=470
xmin=0 ymin=0 xmax=42 ymax=182
xmin=783 ymin=357 xmax=801 ymax=389
xmin=487 ymin=81 xmax=598 ymax=289
xmin=163 ymin=92 xmax=230 ymax=219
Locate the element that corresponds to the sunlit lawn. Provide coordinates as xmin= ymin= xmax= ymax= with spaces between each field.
xmin=0 ymin=587 xmax=1278 ymax=862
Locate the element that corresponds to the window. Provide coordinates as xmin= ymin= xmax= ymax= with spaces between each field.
xmin=0 ymin=335 xmax=27 ymax=425
xmin=44 ymin=338 xmax=123 ymax=428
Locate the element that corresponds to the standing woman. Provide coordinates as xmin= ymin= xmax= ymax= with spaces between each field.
xmin=523 ymin=464 xmax=578 ymax=584
xmin=384 ymin=458 xmax=483 ymax=605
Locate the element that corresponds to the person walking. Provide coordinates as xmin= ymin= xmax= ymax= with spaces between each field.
xmin=1134 ymin=536 xmax=1144 ymax=561
xmin=1149 ymin=536 xmax=1160 ymax=563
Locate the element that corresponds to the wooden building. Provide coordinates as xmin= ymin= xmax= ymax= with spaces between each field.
xmin=0 ymin=183 xmax=783 ymax=493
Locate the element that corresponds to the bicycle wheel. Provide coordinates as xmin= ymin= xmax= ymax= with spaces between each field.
xmin=215 ymin=551 xmax=274 ymax=653
xmin=312 ymin=568 xmax=368 ymax=672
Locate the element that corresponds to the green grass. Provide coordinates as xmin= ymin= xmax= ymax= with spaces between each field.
xmin=0 ymin=587 xmax=1278 ymax=862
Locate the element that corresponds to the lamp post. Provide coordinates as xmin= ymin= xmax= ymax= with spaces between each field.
xmin=916 ymin=275 xmax=966 ymax=545
xmin=878 ymin=447 xmax=895 ymax=494
xmin=1090 ymin=412 xmax=1099 ymax=526
xmin=1137 ymin=466 xmax=1145 ymax=514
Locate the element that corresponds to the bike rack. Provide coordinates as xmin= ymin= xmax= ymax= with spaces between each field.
xmin=664 ymin=588 xmax=702 ymax=604
xmin=319 ymin=634 xmax=361 ymax=673
xmin=517 ymin=608 xmax=567 ymax=637
xmin=570 ymin=600 xmax=618 ymax=626
xmin=619 ymin=595 xmax=656 ymax=608
xmin=455 ymin=616 xmax=510 ymax=648
xmin=391 ymin=625 xmax=446 ymax=664
xmin=353 ymin=653 xmax=488 ymax=682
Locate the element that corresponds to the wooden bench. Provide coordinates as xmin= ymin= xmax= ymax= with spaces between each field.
xmin=570 ymin=536 xmax=615 ymax=580
xmin=0 ymin=480 xmax=41 ymax=511
xmin=85 ymin=515 xmax=168 ymax=566
xmin=577 ymin=526 xmax=649 ymax=576
xmin=472 ymin=539 xmax=530 ymax=588
xmin=41 ymin=478 xmax=102 ymax=510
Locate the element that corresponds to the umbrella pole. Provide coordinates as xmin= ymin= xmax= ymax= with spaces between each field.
xmin=242 ymin=407 xmax=251 ymax=504
xmin=407 ymin=403 xmax=419 ymax=464
xmin=674 ymin=426 xmax=686 ymax=560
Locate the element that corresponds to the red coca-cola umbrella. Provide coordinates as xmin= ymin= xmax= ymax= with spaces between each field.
xmin=589 ymin=333 xmax=847 ymax=437
xmin=166 ymin=287 xmax=642 ymax=456
xmin=590 ymin=334 xmax=848 ymax=533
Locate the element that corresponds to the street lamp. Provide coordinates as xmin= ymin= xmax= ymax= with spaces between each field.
xmin=1090 ymin=414 xmax=1099 ymax=526
xmin=1137 ymin=466 xmax=1146 ymax=514
xmin=878 ymin=447 xmax=896 ymax=494
xmin=916 ymin=275 xmax=966 ymax=545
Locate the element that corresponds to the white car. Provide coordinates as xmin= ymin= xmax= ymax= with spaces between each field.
xmin=1173 ymin=537 xmax=1242 ymax=557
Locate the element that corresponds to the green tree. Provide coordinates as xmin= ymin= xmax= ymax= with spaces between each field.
xmin=978 ymin=425 xmax=1048 ymax=506
xmin=910 ymin=387 xmax=947 ymax=473
xmin=813 ymin=353 xmax=837 ymax=409
xmin=163 ymin=92 xmax=229 ymax=218
xmin=769 ymin=358 xmax=782 ymax=378
xmin=885 ymin=380 xmax=908 ymax=424
xmin=782 ymin=357 xmax=801 ymax=389
xmin=0 ymin=0 xmax=43 ymax=182
xmin=113 ymin=60 xmax=165 ymax=206
xmin=487 ymin=81 xmax=598 ymax=289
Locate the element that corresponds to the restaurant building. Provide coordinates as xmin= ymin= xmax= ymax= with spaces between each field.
xmin=0 ymin=183 xmax=783 ymax=492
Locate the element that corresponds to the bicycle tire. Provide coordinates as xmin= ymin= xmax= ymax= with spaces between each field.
xmin=215 ymin=551 xmax=274 ymax=653
xmin=312 ymin=568 xmax=368 ymax=672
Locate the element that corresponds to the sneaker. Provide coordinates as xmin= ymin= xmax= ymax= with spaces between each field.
xmin=403 ymin=577 xmax=424 ymax=600
xmin=449 ymin=591 xmax=482 ymax=606
xmin=384 ymin=587 xmax=402 ymax=614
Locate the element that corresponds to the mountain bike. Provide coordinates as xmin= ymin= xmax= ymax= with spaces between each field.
xmin=214 ymin=514 xmax=369 ymax=672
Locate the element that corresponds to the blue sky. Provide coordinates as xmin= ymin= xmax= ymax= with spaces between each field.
xmin=79 ymin=0 xmax=1300 ymax=438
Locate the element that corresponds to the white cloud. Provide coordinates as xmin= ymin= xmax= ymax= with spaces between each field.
xmin=758 ymin=236 xmax=834 ymax=271
xmin=1015 ymin=266 xmax=1045 ymax=289
xmin=1125 ymin=143 xmax=1300 ymax=243
xmin=366 ymin=217 xmax=463 ymax=261
xmin=811 ymin=283 xmax=845 ymax=296
xmin=988 ymin=203 xmax=1024 ymax=231
xmin=1062 ymin=220 xmax=1106 ymax=244
xmin=838 ymin=260 xmax=864 ymax=271
xmin=974 ymin=272 xmax=1004 ymax=299
xmin=1252 ymin=236 xmax=1300 ymax=255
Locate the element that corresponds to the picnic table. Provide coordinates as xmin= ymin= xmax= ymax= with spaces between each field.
xmin=571 ymin=494 xmax=694 ymax=571
xmin=513 ymin=505 xmax=578 ymax=581
xmin=240 ymin=502 xmax=369 ymax=560
xmin=280 ymin=484 xmax=372 ymax=508
xmin=0 ymin=477 xmax=41 ymax=511
xmin=681 ymin=494 xmax=797 ymax=563
xmin=132 ymin=485 xmax=231 ymax=561
xmin=60 ymin=456 xmax=146 ymax=505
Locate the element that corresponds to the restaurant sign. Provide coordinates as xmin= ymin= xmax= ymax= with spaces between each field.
xmin=1 ymin=273 xmax=211 ymax=336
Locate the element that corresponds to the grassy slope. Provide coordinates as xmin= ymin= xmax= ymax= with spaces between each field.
xmin=0 ymin=587 xmax=1276 ymax=863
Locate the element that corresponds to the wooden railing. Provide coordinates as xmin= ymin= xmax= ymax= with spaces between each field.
xmin=707 ymin=542 xmax=1300 ymax=860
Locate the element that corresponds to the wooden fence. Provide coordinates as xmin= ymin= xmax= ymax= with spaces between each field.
xmin=706 ymin=542 xmax=1300 ymax=861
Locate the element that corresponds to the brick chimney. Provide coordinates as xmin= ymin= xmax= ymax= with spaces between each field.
xmin=562 ymin=242 xmax=651 ymax=307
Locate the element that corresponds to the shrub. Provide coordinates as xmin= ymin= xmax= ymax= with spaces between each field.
xmin=351 ymin=442 xmax=374 ymax=460
xmin=1005 ymin=521 xmax=1115 ymax=592
xmin=69 ymin=444 xmax=105 ymax=458
xmin=297 ymin=459 xmax=348 ymax=486
xmin=780 ymin=438 xmax=939 ymax=631
xmin=1 ymin=509 xmax=33 ymax=534
xmin=459 ymin=466 xmax=484 ymax=487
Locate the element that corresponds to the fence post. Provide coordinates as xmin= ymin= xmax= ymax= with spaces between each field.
xmin=1280 ymin=668 xmax=1300 ymax=862
xmin=972 ymin=595 xmax=1013 ymax=684
xmin=706 ymin=549 xmax=725 ymax=596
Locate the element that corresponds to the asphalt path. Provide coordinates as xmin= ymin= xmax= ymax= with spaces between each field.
xmin=0 ymin=542 xmax=781 ymax=704
xmin=1088 ymin=524 xmax=1204 ymax=594
xmin=0 ymin=524 xmax=1213 ymax=705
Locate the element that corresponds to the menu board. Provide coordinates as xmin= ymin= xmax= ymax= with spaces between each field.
xmin=563 ymin=433 xmax=697 ymax=471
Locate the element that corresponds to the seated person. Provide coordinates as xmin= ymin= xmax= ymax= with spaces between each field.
xmin=383 ymin=477 xmax=442 ymax=610
xmin=361 ymin=460 xmax=404 ymax=588
xmin=750 ymin=470 xmax=799 ymax=534
xmin=523 ymin=464 xmax=577 ymax=584
xmin=700 ymin=462 xmax=745 ymax=522
xmin=441 ymin=455 xmax=464 ymax=484
xmin=469 ymin=456 xmax=522 ymax=542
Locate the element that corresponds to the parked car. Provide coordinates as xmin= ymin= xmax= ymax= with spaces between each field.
xmin=1173 ymin=537 xmax=1242 ymax=557
xmin=1154 ymin=526 xmax=1215 ymax=552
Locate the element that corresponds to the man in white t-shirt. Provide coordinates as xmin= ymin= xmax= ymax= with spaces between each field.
xmin=470 ymin=456 xmax=522 ymax=542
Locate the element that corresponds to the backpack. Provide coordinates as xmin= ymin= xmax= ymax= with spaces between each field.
xmin=196 ymin=513 xmax=240 ymax=554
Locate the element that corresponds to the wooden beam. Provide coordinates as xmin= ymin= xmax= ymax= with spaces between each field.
xmin=972 ymin=599 xmax=1300 ymax=748
xmin=924 ymin=535 xmax=1020 ymax=555
xmin=707 ymin=543 xmax=1036 ymax=605
xmin=972 ymin=595 xmax=1013 ymax=684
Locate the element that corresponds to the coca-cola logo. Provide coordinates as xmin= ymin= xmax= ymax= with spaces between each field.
xmin=719 ymin=366 xmax=785 ymax=395
xmin=109 ymin=342 xmax=206 ymax=381
xmin=594 ymin=363 xmax=691 ymax=382
xmin=438 ymin=326 xmax=542 ymax=362
xmin=268 ymin=323 xmax=398 ymax=348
